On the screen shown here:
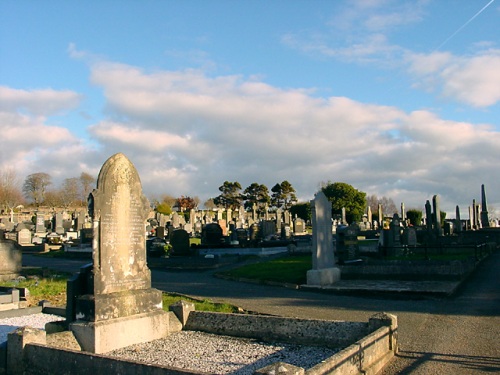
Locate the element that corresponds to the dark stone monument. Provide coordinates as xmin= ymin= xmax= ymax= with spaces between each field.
xmin=432 ymin=195 xmax=442 ymax=236
xmin=170 ymin=229 xmax=190 ymax=255
xmin=480 ymin=184 xmax=489 ymax=228
xmin=201 ymin=223 xmax=224 ymax=246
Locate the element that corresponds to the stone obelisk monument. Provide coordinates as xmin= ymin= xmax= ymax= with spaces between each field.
xmin=306 ymin=191 xmax=341 ymax=286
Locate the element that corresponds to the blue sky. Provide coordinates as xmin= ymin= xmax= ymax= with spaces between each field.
xmin=1 ymin=0 xmax=499 ymax=216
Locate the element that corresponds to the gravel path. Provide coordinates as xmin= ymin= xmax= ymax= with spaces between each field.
xmin=0 ymin=313 xmax=64 ymax=344
xmin=108 ymin=331 xmax=338 ymax=374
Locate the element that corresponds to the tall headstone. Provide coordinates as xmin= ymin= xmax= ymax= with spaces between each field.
xmin=68 ymin=153 xmax=171 ymax=354
xmin=54 ymin=213 xmax=64 ymax=234
xmin=341 ymin=207 xmax=346 ymax=225
xmin=455 ymin=205 xmax=462 ymax=233
xmin=306 ymin=191 xmax=340 ymax=287
xmin=35 ymin=213 xmax=45 ymax=233
xmin=276 ymin=208 xmax=282 ymax=234
xmin=378 ymin=204 xmax=383 ymax=228
xmin=480 ymin=184 xmax=489 ymax=228
xmin=432 ymin=195 xmax=442 ymax=236
xmin=425 ymin=200 xmax=432 ymax=232
xmin=400 ymin=202 xmax=406 ymax=222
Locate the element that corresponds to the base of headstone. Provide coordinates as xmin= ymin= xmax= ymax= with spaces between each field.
xmin=70 ymin=309 xmax=176 ymax=354
xmin=306 ymin=267 xmax=341 ymax=287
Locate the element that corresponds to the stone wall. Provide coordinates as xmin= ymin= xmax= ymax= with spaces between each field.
xmin=185 ymin=312 xmax=368 ymax=348
xmin=6 ymin=311 xmax=398 ymax=375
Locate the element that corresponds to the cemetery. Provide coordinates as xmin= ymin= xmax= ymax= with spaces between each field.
xmin=0 ymin=152 xmax=497 ymax=374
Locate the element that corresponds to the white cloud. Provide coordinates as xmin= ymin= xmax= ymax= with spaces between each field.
xmin=80 ymin=62 xmax=500 ymax=213
xmin=406 ymin=49 xmax=500 ymax=107
xmin=2 ymin=61 xmax=498 ymax=215
xmin=0 ymin=86 xmax=82 ymax=116
xmin=0 ymin=87 xmax=91 ymax=185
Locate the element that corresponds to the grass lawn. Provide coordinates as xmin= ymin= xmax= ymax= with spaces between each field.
xmin=217 ymin=255 xmax=312 ymax=285
xmin=1 ymin=267 xmax=240 ymax=313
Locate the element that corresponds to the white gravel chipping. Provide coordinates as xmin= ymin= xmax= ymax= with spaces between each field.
xmin=108 ymin=331 xmax=339 ymax=374
xmin=0 ymin=313 xmax=65 ymax=344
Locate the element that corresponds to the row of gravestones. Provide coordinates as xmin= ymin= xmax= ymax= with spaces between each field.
xmin=154 ymin=209 xmax=307 ymax=237
xmin=335 ymin=214 xmax=419 ymax=262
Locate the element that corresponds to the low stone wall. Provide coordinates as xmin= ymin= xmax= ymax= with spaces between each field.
xmin=341 ymin=259 xmax=476 ymax=280
xmin=185 ymin=311 xmax=368 ymax=348
xmin=6 ymin=311 xmax=397 ymax=375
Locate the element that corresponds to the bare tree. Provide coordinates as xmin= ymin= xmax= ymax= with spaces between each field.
xmin=79 ymin=172 xmax=96 ymax=204
xmin=366 ymin=194 xmax=398 ymax=217
xmin=0 ymin=169 xmax=24 ymax=220
xmin=60 ymin=177 xmax=80 ymax=208
xmin=23 ymin=172 xmax=52 ymax=207
xmin=43 ymin=189 xmax=62 ymax=212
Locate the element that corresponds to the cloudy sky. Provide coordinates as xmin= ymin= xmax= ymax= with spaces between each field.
xmin=1 ymin=0 xmax=499 ymax=216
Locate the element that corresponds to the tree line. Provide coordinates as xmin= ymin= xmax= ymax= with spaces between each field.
xmin=1 ymin=168 xmax=403 ymax=224
xmin=0 ymin=169 xmax=96 ymax=214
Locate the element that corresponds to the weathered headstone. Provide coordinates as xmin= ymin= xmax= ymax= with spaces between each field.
xmin=306 ymin=191 xmax=340 ymax=286
xmin=0 ymin=235 xmax=22 ymax=281
xmin=68 ymin=153 xmax=171 ymax=354
xmin=54 ymin=213 xmax=64 ymax=234
xmin=294 ymin=218 xmax=305 ymax=234
xmin=17 ymin=228 xmax=31 ymax=245
xmin=35 ymin=213 xmax=45 ymax=233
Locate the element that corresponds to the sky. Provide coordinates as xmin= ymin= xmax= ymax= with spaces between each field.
xmin=1 ymin=0 xmax=499 ymax=217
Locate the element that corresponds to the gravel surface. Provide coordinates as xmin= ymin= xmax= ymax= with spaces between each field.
xmin=108 ymin=331 xmax=339 ymax=374
xmin=0 ymin=313 xmax=65 ymax=344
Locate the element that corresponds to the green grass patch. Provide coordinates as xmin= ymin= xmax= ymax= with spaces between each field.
xmin=162 ymin=293 xmax=240 ymax=313
xmin=0 ymin=267 xmax=241 ymax=312
xmin=189 ymin=237 xmax=201 ymax=246
xmin=35 ymin=249 xmax=91 ymax=259
xmin=218 ymin=255 xmax=312 ymax=285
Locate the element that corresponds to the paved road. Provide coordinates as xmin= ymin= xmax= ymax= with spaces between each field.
xmin=23 ymin=252 xmax=500 ymax=374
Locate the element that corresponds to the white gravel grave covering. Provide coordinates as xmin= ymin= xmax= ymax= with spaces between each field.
xmin=108 ymin=330 xmax=339 ymax=375
xmin=0 ymin=313 xmax=65 ymax=344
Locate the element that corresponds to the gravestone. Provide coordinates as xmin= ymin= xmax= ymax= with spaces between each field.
xmin=35 ymin=213 xmax=45 ymax=233
xmin=68 ymin=153 xmax=170 ymax=354
xmin=260 ymin=220 xmax=276 ymax=239
xmin=403 ymin=227 xmax=417 ymax=247
xmin=218 ymin=219 xmax=228 ymax=236
xmin=172 ymin=212 xmax=180 ymax=228
xmin=155 ymin=226 xmax=165 ymax=239
xmin=343 ymin=224 xmax=359 ymax=261
xmin=17 ymin=228 xmax=31 ymax=245
xmin=201 ymin=223 xmax=224 ymax=246
xmin=306 ymin=191 xmax=340 ymax=286
xmin=480 ymin=184 xmax=489 ymax=228
xmin=54 ymin=213 xmax=64 ymax=234
xmin=294 ymin=218 xmax=305 ymax=234
xmin=454 ymin=205 xmax=462 ymax=233
xmin=170 ymin=229 xmax=190 ymax=255
xmin=0 ymin=235 xmax=22 ymax=281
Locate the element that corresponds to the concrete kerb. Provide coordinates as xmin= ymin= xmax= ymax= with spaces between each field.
xmin=5 ymin=309 xmax=398 ymax=375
